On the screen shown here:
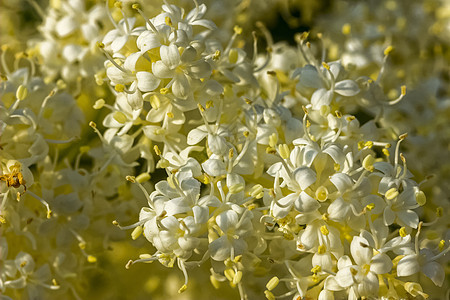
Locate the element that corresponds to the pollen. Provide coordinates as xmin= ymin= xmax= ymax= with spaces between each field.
xmin=320 ymin=225 xmax=329 ymax=235
xmin=318 ymin=244 xmax=327 ymax=254
xmin=385 ymin=188 xmax=399 ymax=200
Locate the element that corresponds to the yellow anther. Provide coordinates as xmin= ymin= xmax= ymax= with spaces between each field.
xmin=139 ymin=254 xmax=153 ymax=260
xmin=96 ymin=42 xmax=105 ymax=48
xmin=436 ymin=207 xmax=443 ymax=217
xmin=113 ymin=111 xmax=127 ymax=124
xmin=400 ymin=153 xmax=406 ymax=164
xmin=46 ymin=209 xmax=52 ymax=219
xmin=264 ymin=290 xmax=275 ymax=300
xmin=305 ymin=120 xmax=311 ymax=128
xmin=87 ymin=255 xmax=97 ymax=263
xmin=233 ymin=25 xmax=243 ymax=35
xmin=399 ymin=227 xmax=407 ymax=237
xmin=93 ymin=99 xmax=105 ymax=109
xmin=438 ymin=240 xmax=445 ymax=251
xmin=224 ymin=268 xmax=235 ymax=282
xmin=269 ymin=133 xmax=278 ymax=148
xmin=250 ymin=184 xmax=264 ymax=198
xmin=334 ymin=163 xmax=340 ymax=171
xmin=322 ymin=62 xmax=330 ymax=70
xmin=229 ymin=148 xmax=234 ymax=159
xmin=16 ymin=85 xmax=28 ymax=101
xmin=358 ymin=141 xmax=365 ymax=150
xmin=210 ymin=275 xmax=220 ymax=289
xmin=79 ymin=242 xmax=86 ymax=249
xmin=382 ymin=148 xmax=390 ymax=157
xmin=415 ymin=190 xmax=426 ymax=206
xmin=131 ymin=3 xmax=140 ymax=10
xmin=346 ymin=116 xmax=355 ymax=122
xmin=160 ymin=87 xmax=169 ymax=95
xmin=52 ymin=279 xmax=59 ymax=286
xmin=244 ymin=98 xmax=252 ymax=105
xmin=364 ymin=141 xmax=373 ymax=148
xmin=243 ymin=131 xmax=250 ymax=137
xmin=302 ymin=105 xmax=308 ymax=115
xmin=114 ymin=84 xmax=125 ymax=92
xmin=311 ymin=265 xmax=321 ymax=274
xmin=0 ymin=215 xmax=6 ymax=224
xmin=404 ymin=282 xmax=429 ymax=299
xmin=154 ymin=145 xmax=161 ymax=156
xmin=363 ymin=154 xmax=375 ymax=172
xmin=266 ymin=147 xmax=277 ymax=154
xmin=385 ymin=188 xmax=399 ymax=200
xmin=131 ymin=226 xmax=143 ymax=240
xmin=399 ymin=133 xmax=408 ymax=140
xmin=300 ymin=31 xmax=309 ymax=41
xmin=335 ymin=110 xmax=342 ymax=118
xmin=342 ymin=23 xmax=351 ymax=35
xmin=315 ymin=186 xmax=328 ymax=202
xmin=278 ymin=144 xmax=290 ymax=159
xmin=20 ymin=261 xmax=27 ymax=268
xmin=206 ymin=100 xmax=214 ymax=108
xmin=112 ymin=220 xmax=119 ymax=226
xmin=229 ymin=49 xmax=238 ymax=64
xmin=350 ymin=267 xmax=358 ymax=276
xmin=203 ymin=174 xmax=210 ymax=185
xmin=136 ymin=173 xmax=151 ymax=183
xmin=365 ymin=203 xmax=375 ymax=211
xmin=212 ymin=50 xmax=221 ymax=60
xmin=233 ymin=271 xmax=243 ymax=285
xmin=166 ymin=112 xmax=174 ymax=118
xmin=320 ymin=225 xmax=329 ymax=236
xmin=178 ymin=284 xmax=187 ymax=294
xmin=266 ymin=276 xmax=279 ymax=291
xmin=318 ymin=244 xmax=327 ymax=254
xmin=197 ymin=103 xmax=205 ymax=112
xmin=126 ymin=175 xmax=136 ymax=183
xmin=229 ymin=184 xmax=244 ymax=194
xmin=306 ymin=42 xmax=311 ymax=48
xmin=234 ymin=255 xmax=242 ymax=263
xmin=114 ymin=1 xmax=122 ymax=8
xmin=401 ymin=85 xmax=406 ymax=96
xmin=384 ymin=45 xmax=394 ymax=56
xmin=164 ymin=16 xmax=172 ymax=26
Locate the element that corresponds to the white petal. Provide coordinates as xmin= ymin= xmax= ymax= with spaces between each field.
xmin=335 ymin=267 xmax=356 ymax=288
xmin=152 ymin=61 xmax=173 ymax=78
xmin=201 ymin=158 xmax=226 ymax=177
xmin=209 ymin=236 xmax=231 ymax=261
xmin=397 ymin=210 xmax=419 ymax=229
xmin=160 ymin=44 xmax=180 ymax=69
xmin=294 ymin=191 xmax=320 ymax=213
xmin=334 ymin=80 xmax=360 ymax=96
xmin=423 ymin=261 xmax=445 ymax=287
xmin=350 ymin=236 xmax=372 ymax=266
xmin=397 ymin=254 xmax=420 ymax=277
xmin=172 ymin=74 xmax=190 ymax=99
xmin=136 ymin=71 xmax=160 ymax=92
xmin=56 ymin=16 xmax=78 ymax=37
xmin=293 ymin=166 xmax=316 ymax=190
xmin=370 ymin=253 xmax=392 ymax=274
xmin=383 ymin=207 xmax=396 ymax=226
xmin=187 ymin=127 xmax=208 ymax=145
xmin=216 ymin=210 xmax=238 ymax=232
xmin=311 ymin=88 xmax=333 ymax=110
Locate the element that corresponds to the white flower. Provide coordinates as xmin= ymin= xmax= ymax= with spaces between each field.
xmin=209 ymin=208 xmax=252 ymax=261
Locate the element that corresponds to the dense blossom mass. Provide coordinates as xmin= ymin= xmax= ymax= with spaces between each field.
xmin=0 ymin=0 xmax=449 ymax=299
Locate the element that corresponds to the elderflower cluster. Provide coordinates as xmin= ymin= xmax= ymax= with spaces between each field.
xmin=0 ymin=0 xmax=449 ymax=299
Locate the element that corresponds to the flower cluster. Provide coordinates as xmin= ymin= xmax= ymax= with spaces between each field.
xmin=0 ymin=0 xmax=448 ymax=299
